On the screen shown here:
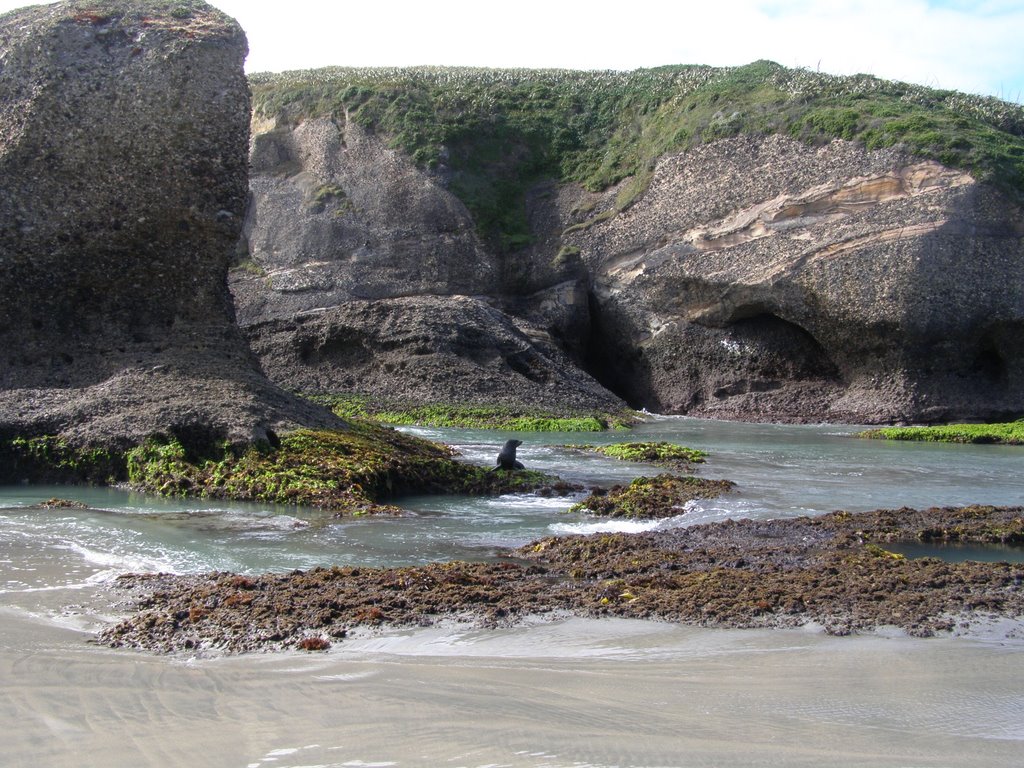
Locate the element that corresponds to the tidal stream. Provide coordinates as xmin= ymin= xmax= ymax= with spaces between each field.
xmin=2 ymin=416 xmax=1023 ymax=767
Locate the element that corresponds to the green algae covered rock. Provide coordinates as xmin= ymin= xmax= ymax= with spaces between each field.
xmin=564 ymin=441 xmax=707 ymax=468
xmin=125 ymin=423 xmax=573 ymax=514
xmin=859 ymin=420 xmax=1024 ymax=445
xmin=571 ymin=474 xmax=735 ymax=519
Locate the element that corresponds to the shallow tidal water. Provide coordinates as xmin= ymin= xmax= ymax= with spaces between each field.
xmin=2 ymin=415 xmax=1024 ymax=767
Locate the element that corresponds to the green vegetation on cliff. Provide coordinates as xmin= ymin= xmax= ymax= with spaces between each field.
xmin=0 ymin=435 xmax=121 ymax=484
xmin=251 ymin=61 xmax=1024 ymax=248
xmin=859 ymin=420 xmax=1024 ymax=445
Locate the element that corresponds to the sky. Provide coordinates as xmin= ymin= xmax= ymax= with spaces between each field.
xmin=2 ymin=0 xmax=1022 ymax=101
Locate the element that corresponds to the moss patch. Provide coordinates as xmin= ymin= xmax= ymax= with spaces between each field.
xmin=40 ymin=497 xmax=89 ymax=509
xmin=564 ymin=441 xmax=707 ymax=469
xmin=571 ymin=474 xmax=736 ymax=519
xmin=0 ymin=435 xmax=122 ymax=484
xmin=124 ymin=423 xmax=570 ymax=515
xmin=858 ymin=420 xmax=1024 ymax=445
xmin=315 ymin=394 xmax=640 ymax=432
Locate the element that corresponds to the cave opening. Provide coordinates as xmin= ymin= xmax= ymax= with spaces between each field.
xmin=724 ymin=312 xmax=840 ymax=382
xmin=971 ymin=333 xmax=1008 ymax=385
xmin=579 ymin=298 xmax=843 ymax=413
xmin=580 ymin=292 xmax=651 ymax=410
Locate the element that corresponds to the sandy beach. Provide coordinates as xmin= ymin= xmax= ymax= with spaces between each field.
xmin=3 ymin=569 xmax=1024 ymax=768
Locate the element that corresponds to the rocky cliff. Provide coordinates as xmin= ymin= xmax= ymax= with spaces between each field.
xmin=0 ymin=0 xmax=341 ymax=453
xmin=564 ymin=135 xmax=1024 ymax=423
xmin=234 ymin=114 xmax=624 ymax=415
xmin=238 ymin=65 xmax=1024 ymax=424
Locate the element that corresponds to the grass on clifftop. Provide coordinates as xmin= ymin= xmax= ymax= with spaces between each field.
xmin=315 ymin=394 xmax=640 ymax=432
xmin=858 ymin=420 xmax=1024 ymax=445
xmin=251 ymin=60 xmax=1024 ymax=249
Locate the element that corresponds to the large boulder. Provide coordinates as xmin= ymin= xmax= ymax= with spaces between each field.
xmin=561 ymin=135 xmax=1024 ymax=423
xmin=0 ymin=0 xmax=342 ymax=450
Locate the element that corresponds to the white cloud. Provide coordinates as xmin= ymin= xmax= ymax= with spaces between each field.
xmin=0 ymin=0 xmax=1020 ymax=99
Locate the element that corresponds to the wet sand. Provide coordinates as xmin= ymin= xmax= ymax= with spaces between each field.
xmin=3 ymin=580 xmax=1024 ymax=768
xmin=4 ymin=486 xmax=1024 ymax=766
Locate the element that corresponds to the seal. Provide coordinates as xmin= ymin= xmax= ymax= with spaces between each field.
xmin=493 ymin=439 xmax=524 ymax=471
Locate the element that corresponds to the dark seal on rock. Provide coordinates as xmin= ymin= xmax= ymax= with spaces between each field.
xmin=493 ymin=439 xmax=524 ymax=471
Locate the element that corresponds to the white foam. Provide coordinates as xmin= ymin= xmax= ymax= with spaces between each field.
xmin=548 ymin=518 xmax=668 ymax=535
xmin=485 ymin=494 xmax=574 ymax=511
xmin=57 ymin=542 xmax=182 ymax=574
xmin=549 ymin=508 xmax=695 ymax=536
xmin=0 ymin=578 xmax=108 ymax=595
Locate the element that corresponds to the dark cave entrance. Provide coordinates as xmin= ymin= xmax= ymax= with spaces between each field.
xmin=723 ymin=312 xmax=840 ymax=382
xmin=581 ymin=299 xmax=843 ymax=413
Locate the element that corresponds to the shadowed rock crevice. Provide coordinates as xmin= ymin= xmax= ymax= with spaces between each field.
xmin=581 ymin=299 xmax=844 ymax=417
xmin=970 ymin=324 xmax=1017 ymax=386
xmin=722 ymin=314 xmax=840 ymax=383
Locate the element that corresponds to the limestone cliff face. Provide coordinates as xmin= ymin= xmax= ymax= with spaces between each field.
xmin=0 ymin=0 xmax=341 ymax=450
xmin=238 ymin=118 xmax=1024 ymax=423
xmin=561 ymin=135 xmax=1024 ymax=423
xmin=234 ymin=115 xmax=621 ymax=413
xmin=237 ymin=116 xmax=496 ymax=320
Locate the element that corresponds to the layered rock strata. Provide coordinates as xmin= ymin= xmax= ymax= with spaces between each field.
xmin=238 ymin=118 xmax=1024 ymax=423
xmin=564 ymin=135 xmax=1024 ymax=423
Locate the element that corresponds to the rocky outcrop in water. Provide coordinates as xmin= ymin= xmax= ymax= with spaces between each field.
xmin=0 ymin=1 xmax=342 ymax=452
xmin=99 ymin=505 xmax=1024 ymax=653
xmin=236 ymin=111 xmax=1024 ymax=423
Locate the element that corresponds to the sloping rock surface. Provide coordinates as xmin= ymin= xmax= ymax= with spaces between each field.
xmin=0 ymin=0 xmax=342 ymax=449
xmin=234 ymin=115 xmax=622 ymax=413
xmin=245 ymin=294 xmax=624 ymax=413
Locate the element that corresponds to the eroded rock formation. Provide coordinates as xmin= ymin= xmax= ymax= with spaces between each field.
xmin=234 ymin=115 xmax=622 ymax=414
xmin=564 ymin=136 xmax=1024 ymax=422
xmin=243 ymin=294 xmax=622 ymax=414
xmin=0 ymin=0 xmax=342 ymax=451
xmin=237 ymin=115 xmax=1024 ymax=423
